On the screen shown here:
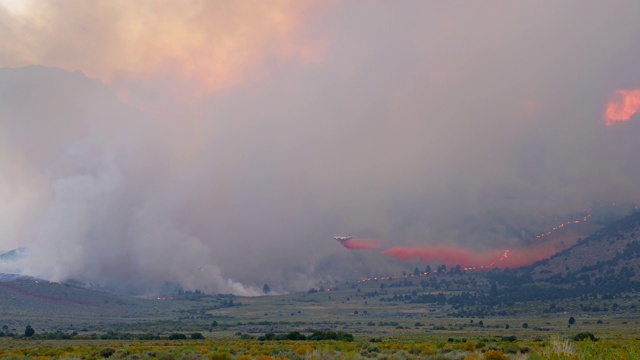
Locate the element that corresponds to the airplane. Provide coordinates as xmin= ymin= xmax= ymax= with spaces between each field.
xmin=333 ymin=234 xmax=353 ymax=242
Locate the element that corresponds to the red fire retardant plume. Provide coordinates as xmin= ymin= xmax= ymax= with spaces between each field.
xmin=381 ymin=246 xmax=557 ymax=269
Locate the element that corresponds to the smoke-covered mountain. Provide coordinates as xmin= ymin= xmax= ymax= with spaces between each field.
xmin=0 ymin=247 xmax=27 ymax=262
xmin=0 ymin=273 xmax=34 ymax=282
xmin=0 ymin=248 xmax=32 ymax=282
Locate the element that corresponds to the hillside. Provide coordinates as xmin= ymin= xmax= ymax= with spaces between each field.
xmin=527 ymin=211 xmax=640 ymax=286
xmin=1 ymin=212 xmax=640 ymax=337
xmin=0 ymin=279 xmax=234 ymax=335
xmin=0 ymin=280 xmax=161 ymax=331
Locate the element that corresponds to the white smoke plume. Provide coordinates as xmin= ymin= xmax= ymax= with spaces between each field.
xmin=1 ymin=1 xmax=640 ymax=293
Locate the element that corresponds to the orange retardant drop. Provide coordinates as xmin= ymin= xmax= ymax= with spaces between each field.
xmin=605 ymin=89 xmax=640 ymax=126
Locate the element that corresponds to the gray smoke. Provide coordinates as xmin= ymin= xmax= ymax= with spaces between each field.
xmin=1 ymin=1 xmax=640 ymax=294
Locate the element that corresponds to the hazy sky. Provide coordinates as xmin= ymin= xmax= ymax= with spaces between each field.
xmin=1 ymin=1 xmax=640 ymax=294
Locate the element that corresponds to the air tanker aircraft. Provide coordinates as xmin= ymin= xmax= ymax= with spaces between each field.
xmin=333 ymin=234 xmax=353 ymax=242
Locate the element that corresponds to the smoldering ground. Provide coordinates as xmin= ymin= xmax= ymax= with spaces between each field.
xmin=1 ymin=1 xmax=640 ymax=294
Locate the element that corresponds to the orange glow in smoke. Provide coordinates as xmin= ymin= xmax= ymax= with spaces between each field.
xmin=0 ymin=1 xmax=330 ymax=103
xmin=605 ymin=89 xmax=640 ymax=126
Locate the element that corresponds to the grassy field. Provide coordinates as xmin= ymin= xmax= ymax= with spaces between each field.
xmin=2 ymin=274 xmax=640 ymax=359
xmin=208 ymin=286 xmax=640 ymax=341
xmin=1 ymin=336 xmax=640 ymax=359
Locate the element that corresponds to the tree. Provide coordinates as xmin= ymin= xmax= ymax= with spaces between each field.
xmin=569 ymin=316 xmax=576 ymax=325
xmin=522 ymin=323 xmax=529 ymax=328
xmin=262 ymin=284 xmax=271 ymax=294
xmin=190 ymin=332 xmax=205 ymax=339
xmin=413 ymin=267 xmax=420 ymax=276
xmin=453 ymin=264 xmax=462 ymax=274
xmin=24 ymin=325 xmax=34 ymax=337
xmin=425 ymin=265 xmax=432 ymax=273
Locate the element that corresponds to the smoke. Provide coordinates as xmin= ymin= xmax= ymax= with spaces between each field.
xmin=0 ymin=68 xmax=262 ymax=295
xmin=2 ymin=1 xmax=640 ymax=294
xmin=339 ymin=238 xmax=382 ymax=251
xmin=0 ymin=0 xmax=329 ymax=106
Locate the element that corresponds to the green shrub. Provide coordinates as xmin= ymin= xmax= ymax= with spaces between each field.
xmin=573 ymin=332 xmax=598 ymax=342
xmin=308 ymin=331 xmax=354 ymax=341
xmin=178 ymin=352 xmax=203 ymax=360
xmin=113 ymin=349 xmax=129 ymax=359
xmin=99 ymin=348 xmax=116 ymax=358
xmin=519 ymin=346 xmax=532 ymax=353
xmin=208 ymin=352 xmax=232 ymax=360
xmin=485 ymin=349 xmax=508 ymax=360
xmin=285 ymin=331 xmax=306 ymax=340
xmin=504 ymin=345 xmax=519 ymax=354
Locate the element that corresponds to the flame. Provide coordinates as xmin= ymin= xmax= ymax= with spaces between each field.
xmin=484 ymin=249 xmax=509 ymax=268
xmin=534 ymin=214 xmax=591 ymax=239
xmin=605 ymin=89 xmax=640 ymax=126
